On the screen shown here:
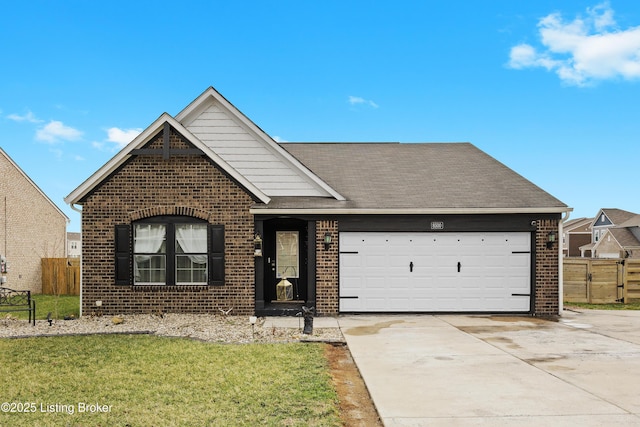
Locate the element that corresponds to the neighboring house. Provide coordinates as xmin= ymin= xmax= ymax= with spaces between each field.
xmin=590 ymin=214 xmax=640 ymax=259
xmin=0 ymin=147 xmax=69 ymax=293
xmin=580 ymin=208 xmax=638 ymax=257
xmin=67 ymin=232 xmax=81 ymax=258
xmin=65 ymin=87 xmax=570 ymax=317
xmin=562 ymin=217 xmax=592 ymax=257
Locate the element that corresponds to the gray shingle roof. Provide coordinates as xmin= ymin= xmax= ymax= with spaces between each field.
xmin=600 ymin=208 xmax=638 ymax=225
xmin=257 ymin=142 xmax=567 ymax=212
xmin=612 ymin=212 xmax=640 ymax=228
xmin=609 ymin=228 xmax=640 ymax=248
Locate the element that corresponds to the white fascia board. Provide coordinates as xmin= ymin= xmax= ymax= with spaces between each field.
xmin=65 ymin=113 xmax=270 ymax=205
xmin=250 ymin=207 xmax=573 ymax=215
xmin=590 ymin=209 xmax=606 ymax=228
xmin=168 ymin=117 xmax=271 ymax=204
xmin=176 ymin=87 xmax=345 ymax=201
xmin=65 ymin=113 xmax=172 ymax=205
xmin=175 ymin=86 xmax=217 ymax=123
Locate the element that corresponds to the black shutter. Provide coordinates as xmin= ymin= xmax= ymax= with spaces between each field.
xmin=208 ymin=224 xmax=225 ymax=286
xmin=115 ymin=225 xmax=131 ymax=285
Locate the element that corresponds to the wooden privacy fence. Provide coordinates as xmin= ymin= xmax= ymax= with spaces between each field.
xmin=41 ymin=258 xmax=80 ymax=295
xmin=564 ymin=258 xmax=640 ymax=303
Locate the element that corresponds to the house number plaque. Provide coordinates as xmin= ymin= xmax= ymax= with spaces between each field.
xmin=430 ymin=221 xmax=444 ymax=230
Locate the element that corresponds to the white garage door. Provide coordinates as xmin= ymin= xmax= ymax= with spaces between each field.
xmin=339 ymin=232 xmax=531 ymax=312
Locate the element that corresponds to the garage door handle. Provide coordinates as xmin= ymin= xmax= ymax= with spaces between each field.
xmin=409 ymin=262 xmax=414 ymax=272
xmin=457 ymin=262 xmax=461 ymax=272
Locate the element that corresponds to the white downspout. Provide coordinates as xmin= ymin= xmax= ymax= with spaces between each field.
xmin=559 ymin=210 xmax=571 ymax=316
xmin=70 ymin=204 xmax=83 ymax=317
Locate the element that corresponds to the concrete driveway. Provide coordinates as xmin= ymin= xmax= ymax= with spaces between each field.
xmin=338 ymin=310 xmax=640 ymax=426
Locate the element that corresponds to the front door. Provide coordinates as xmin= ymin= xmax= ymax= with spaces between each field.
xmin=263 ymin=219 xmax=308 ymax=305
xmin=275 ymin=230 xmax=300 ymax=300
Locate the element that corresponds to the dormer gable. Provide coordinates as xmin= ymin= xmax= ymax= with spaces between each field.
xmin=65 ymin=113 xmax=271 ymax=205
xmin=176 ymin=87 xmax=344 ymax=200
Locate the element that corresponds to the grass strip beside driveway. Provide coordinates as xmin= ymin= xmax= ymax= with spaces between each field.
xmin=565 ymin=302 xmax=640 ymax=310
xmin=0 ymin=335 xmax=340 ymax=426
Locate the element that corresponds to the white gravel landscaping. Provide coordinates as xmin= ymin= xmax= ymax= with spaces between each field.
xmin=0 ymin=313 xmax=344 ymax=344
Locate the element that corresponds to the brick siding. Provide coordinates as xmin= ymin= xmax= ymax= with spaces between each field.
xmin=535 ymin=219 xmax=560 ymax=316
xmin=80 ymin=129 xmax=255 ymax=315
xmin=315 ymin=220 xmax=339 ymax=315
xmin=0 ymin=151 xmax=67 ymax=293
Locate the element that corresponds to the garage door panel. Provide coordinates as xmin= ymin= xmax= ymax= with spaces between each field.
xmin=339 ymin=299 xmax=360 ymax=311
xmin=505 ymin=232 xmax=530 ymax=247
xmin=389 ymin=298 xmax=412 ymax=310
xmin=435 ymin=253 xmax=459 ymax=265
xmin=365 ymin=297 xmax=389 ymax=311
xmin=412 ymin=298 xmax=434 ymax=309
xmin=340 ymin=231 xmax=532 ymax=313
xmin=481 ymin=255 xmax=510 ymax=267
xmin=341 ymin=256 xmax=362 ymax=268
xmin=388 ymin=278 xmax=410 ymax=290
xmin=412 ymin=256 xmax=437 ymax=268
xmin=509 ymin=255 xmax=530 ymax=268
xmin=365 ymin=255 xmax=387 ymax=266
xmin=389 ymin=255 xmax=410 ymax=269
xmin=366 ymin=277 xmax=388 ymax=289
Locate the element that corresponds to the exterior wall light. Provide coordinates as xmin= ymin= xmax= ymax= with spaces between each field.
xmin=324 ymin=232 xmax=332 ymax=250
xmin=547 ymin=230 xmax=557 ymax=249
xmin=253 ymin=233 xmax=263 ymax=257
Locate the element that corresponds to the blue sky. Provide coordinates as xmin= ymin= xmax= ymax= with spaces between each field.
xmin=2 ymin=1 xmax=640 ymax=232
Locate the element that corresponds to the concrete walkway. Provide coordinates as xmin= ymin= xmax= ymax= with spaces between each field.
xmin=338 ymin=311 xmax=640 ymax=426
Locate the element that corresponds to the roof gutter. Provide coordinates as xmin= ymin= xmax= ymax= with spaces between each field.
xmin=68 ymin=202 xmax=83 ymax=318
xmin=250 ymin=207 xmax=573 ymax=215
xmin=558 ymin=209 xmax=571 ymax=317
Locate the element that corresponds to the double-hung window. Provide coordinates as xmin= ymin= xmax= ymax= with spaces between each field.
xmin=115 ymin=216 xmax=224 ymax=286
xmin=175 ymin=223 xmax=208 ymax=285
xmin=134 ymin=223 xmax=167 ymax=285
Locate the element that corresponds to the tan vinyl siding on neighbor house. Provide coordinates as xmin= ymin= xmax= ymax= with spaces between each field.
xmin=0 ymin=148 xmax=68 ymax=293
xmin=185 ymin=102 xmax=328 ymax=197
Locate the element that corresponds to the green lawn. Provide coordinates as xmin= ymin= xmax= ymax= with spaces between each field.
xmin=34 ymin=294 xmax=80 ymax=319
xmin=0 ymin=335 xmax=340 ymax=426
xmin=565 ymin=301 xmax=640 ymax=310
xmin=6 ymin=294 xmax=80 ymax=321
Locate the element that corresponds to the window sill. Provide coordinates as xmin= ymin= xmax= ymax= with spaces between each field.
xmin=130 ymin=284 xmax=215 ymax=291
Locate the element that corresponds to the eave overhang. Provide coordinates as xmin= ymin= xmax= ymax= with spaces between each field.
xmin=250 ymin=206 xmax=573 ymax=215
xmin=176 ymin=87 xmax=345 ymax=201
xmin=65 ymin=113 xmax=271 ymax=206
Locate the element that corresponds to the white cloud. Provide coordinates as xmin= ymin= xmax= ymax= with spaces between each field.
xmin=49 ymin=148 xmax=64 ymax=159
xmin=273 ymin=135 xmax=288 ymax=143
xmin=36 ymin=120 xmax=83 ymax=143
xmin=91 ymin=141 xmax=105 ymax=150
xmin=508 ymin=2 xmax=640 ymax=86
xmin=7 ymin=110 xmax=42 ymax=123
xmin=589 ymin=2 xmax=615 ymax=31
xmin=348 ymin=95 xmax=379 ymax=108
xmin=106 ymin=127 xmax=142 ymax=148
